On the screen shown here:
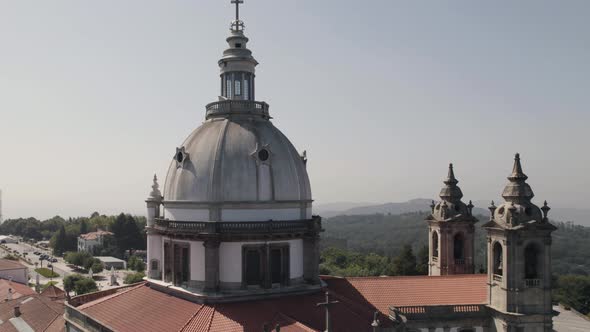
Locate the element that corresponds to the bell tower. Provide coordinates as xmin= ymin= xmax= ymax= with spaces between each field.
xmin=483 ymin=154 xmax=556 ymax=332
xmin=426 ymin=164 xmax=478 ymax=275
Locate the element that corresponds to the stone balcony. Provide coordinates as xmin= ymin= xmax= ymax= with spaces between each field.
xmin=390 ymin=304 xmax=487 ymax=322
xmin=205 ymin=100 xmax=270 ymax=119
xmin=151 ymin=217 xmax=322 ymax=240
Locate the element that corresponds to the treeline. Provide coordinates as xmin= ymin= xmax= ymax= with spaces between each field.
xmin=320 ymin=245 xmax=428 ymax=277
xmin=321 ymin=212 xmax=590 ymax=316
xmin=0 ymin=212 xmax=146 ymax=259
xmin=322 ymin=212 xmax=590 ymax=276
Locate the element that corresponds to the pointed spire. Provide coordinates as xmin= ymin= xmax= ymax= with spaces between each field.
xmin=148 ymin=174 xmax=163 ymax=201
xmin=541 ymin=200 xmax=551 ymax=221
xmin=444 ymin=163 xmax=459 ymax=186
xmin=467 ymin=200 xmax=474 ymax=216
xmin=502 ymin=153 xmax=534 ymax=203
xmin=508 ymin=153 xmax=528 ymax=181
xmin=439 ymin=163 xmax=463 ymax=202
xmin=488 ymin=201 xmax=496 ymax=221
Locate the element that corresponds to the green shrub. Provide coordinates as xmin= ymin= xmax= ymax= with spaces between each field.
xmin=35 ymin=268 xmax=60 ymax=278
xmin=124 ymin=272 xmax=145 ymax=284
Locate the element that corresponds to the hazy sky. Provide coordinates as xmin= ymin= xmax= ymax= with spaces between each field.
xmin=1 ymin=0 xmax=589 ymax=219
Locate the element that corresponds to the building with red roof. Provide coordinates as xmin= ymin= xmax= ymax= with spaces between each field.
xmin=64 ymin=2 xmax=558 ymax=331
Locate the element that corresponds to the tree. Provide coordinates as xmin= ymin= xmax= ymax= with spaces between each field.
xmin=416 ymin=245 xmax=429 ymax=275
xmin=63 ymin=274 xmax=83 ymax=294
xmin=63 ymin=274 xmax=97 ymax=295
xmin=65 ymin=251 xmax=93 ymax=268
xmin=90 ymin=212 xmax=100 ymax=219
xmin=128 ymin=255 xmax=146 ymax=272
xmin=75 ymin=277 xmax=98 ymax=295
xmin=554 ymin=275 xmax=590 ymax=314
xmin=80 ymin=219 xmax=88 ymax=235
xmin=392 ymin=244 xmax=417 ymax=276
xmin=52 ymin=225 xmax=67 ymax=256
xmin=124 ymin=272 xmax=145 ymax=284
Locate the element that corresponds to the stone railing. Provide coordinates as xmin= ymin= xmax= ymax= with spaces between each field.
xmin=390 ymin=304 xmax=486 ymax=321
xmin=454 ymin=258 xmax=465 ymax=265
xmin=154 ymin=217 xmax=319 ymax=236
xmin=493 ymin=274 xmax=503 ymax=282
xmin=525 ymin=278 xmax=541 ymax=288
xmin=205 ymin=100 xmax=270 ymax=119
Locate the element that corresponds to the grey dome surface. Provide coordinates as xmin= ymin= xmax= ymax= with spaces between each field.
xmin=163 ymin=116 xmax=311 ymax=203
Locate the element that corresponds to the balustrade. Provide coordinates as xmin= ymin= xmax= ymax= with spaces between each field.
xmin=205 ymin=100 xmax=270 ymax=119
xmin=153 ymin=218 xmax=315 ymax=235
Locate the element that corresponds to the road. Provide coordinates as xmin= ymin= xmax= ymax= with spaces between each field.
xmin=0 ymin=240 xmax=134 ymax=291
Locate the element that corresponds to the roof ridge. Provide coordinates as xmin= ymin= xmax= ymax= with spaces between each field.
xmin=178 ymin=304 xmax=205 ymax=332
xmin=206 ymin=305 xmax=216 ymax=332
xmin=343 ymin=274 xmax=486 ymax=280
xmin=77 ymin=282 xmax=146 ymax=310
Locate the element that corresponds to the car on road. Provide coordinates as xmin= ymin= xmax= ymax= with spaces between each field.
xmin=47 ymin=264 xmax=53 ymax=268
xmin=51 ymin=258 xmax=58 ymax=263
xmin=34 ymin=252 xmax=40 ymax=255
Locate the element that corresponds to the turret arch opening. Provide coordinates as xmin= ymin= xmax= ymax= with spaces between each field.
xmin=493 ymin=242 xmax=503 ymax=276
xmin=432 ymin=231 xmax=439 ymax=258
xmin=525 ymin=242 xmax=542 ymax=280
xmin=453 ymin=232 xmax=465 ymax=262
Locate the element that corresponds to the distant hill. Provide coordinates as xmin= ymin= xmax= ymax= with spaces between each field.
xmin=317 ymin=199 xmax=590 ymax=226
xmin=316 ymin=198 xmax=488 ymax=218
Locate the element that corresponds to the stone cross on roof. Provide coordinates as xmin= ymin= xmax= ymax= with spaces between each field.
xmin=316 ymin=291 xmax=339 ymax=332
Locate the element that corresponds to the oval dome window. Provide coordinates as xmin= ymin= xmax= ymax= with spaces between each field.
xmin=258 ymin=149 xmax=270 ymax=161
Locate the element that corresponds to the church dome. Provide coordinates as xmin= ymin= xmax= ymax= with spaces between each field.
xmin=163 ymin=113 xmax=311 ymax=203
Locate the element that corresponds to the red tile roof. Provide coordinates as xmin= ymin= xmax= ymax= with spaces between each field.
xmin=40 ymin=284 xmax=66 ymax=300
xmin=0 ymin=260 xmax=26 ymax=271
xmin=325 ymin=274 xmax=488 ymax=314
xmin=0 ymin=279 xmax=35 ymax=301
xmin=0 ymin=294 xmax=65 ymax=332
xmin=79 ymin=230 xmax=113 ymax=240
xmin=73 ymin=274 xmax=489 ymax=332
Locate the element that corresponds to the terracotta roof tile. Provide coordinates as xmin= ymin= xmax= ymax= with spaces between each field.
xmin=74 ymin=275 xmax=488 ymax=332
xmin=0 ymin=260 xmax=26 ymax=271
xmin=79 ymin=231 xmax=113 ymax=240
xmin=0 ymin=294 xmax=65 ymax=332
xmin=0 ymin=279 xmax=35 ymax=301
xmin=325 ymin=274 xmax=488 ymax=315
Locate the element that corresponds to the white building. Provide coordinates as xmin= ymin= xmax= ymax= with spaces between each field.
xmin=77 ymin=231 xmax=113 ymax=253
xmin=0 ymin=259 xmax=28 ymax=285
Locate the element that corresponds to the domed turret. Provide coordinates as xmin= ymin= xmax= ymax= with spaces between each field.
xmin=491 ymin=154 xmax=543 ymax=227
xmin=145 ymin=0 xmax=321 ymax=299
xmin=426 ymin=164 xmax=478 ymax=276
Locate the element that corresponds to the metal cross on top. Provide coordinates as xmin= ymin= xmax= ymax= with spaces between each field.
xmin=316 ymin=291 xmax=339 ymax=332
xmin=231 ymin=0 xmax=244 ymax=21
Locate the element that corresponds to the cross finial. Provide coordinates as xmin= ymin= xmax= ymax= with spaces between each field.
xmin=230 ymin=0 xmax=245 ymax=31
xmin=317 ymin=291 xmax=339 ymax=332
xmin=231 ymin=0 xmax=243 ymax=21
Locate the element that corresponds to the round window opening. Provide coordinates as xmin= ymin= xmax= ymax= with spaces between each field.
xmin=176 ymin=151 xmax=184 ymax=163
xmin=258 ymin=149 xmax=270 ymax=161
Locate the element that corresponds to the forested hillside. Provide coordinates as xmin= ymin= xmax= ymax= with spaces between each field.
xmin=321 ymin=212 xmax=590 ymax=276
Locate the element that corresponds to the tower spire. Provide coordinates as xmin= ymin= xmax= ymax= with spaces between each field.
xmin=439 ymin=163 xmax=463 ymax=202
xmin=502 ymin=153 xmax=534 ymax=203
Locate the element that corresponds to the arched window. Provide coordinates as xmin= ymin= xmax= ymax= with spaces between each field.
xmin=454 ymin=233 xmax=465 ymax=261
xmin=432 ymin=231 xmax=439 ymax=258
xmin=235 ymin=80 xmax=241 ymax=96
xmin=525 ymin=243 xmax=541 ymax=279
xmin=493 ymin=242 xmax=503 ymax=276
xmin=243 ymin=79 xmax=249 ymax=100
